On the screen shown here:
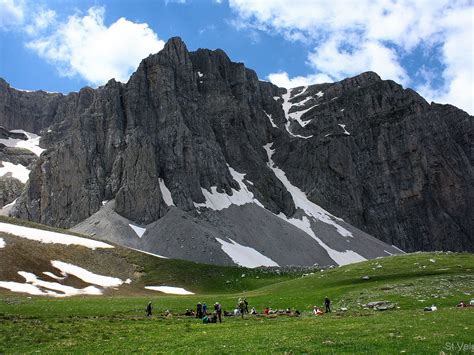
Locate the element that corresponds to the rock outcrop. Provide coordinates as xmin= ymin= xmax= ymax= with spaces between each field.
xmin=0 ymin=37 xmax=472 ymax=261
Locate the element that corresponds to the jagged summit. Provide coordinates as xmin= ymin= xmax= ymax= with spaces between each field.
xmin=0 ymin=38 xmax=472 ymax=267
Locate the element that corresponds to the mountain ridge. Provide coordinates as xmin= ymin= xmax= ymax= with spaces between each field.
xmin=0 ymin=37 xmax=472 ymax=264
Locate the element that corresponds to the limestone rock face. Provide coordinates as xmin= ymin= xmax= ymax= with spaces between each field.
xmin=0 ymin=37 xmax=472 ymax=257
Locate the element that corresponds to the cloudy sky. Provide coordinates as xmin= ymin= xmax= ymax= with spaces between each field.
xmin=0 ymin=0 xmax=472 ymax=113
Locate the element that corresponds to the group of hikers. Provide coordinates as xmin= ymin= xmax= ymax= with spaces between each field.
xmin=145 ymin=296 xmax=332 ymax=322
xmin=146 ymin=295 xmax=472 ymax=319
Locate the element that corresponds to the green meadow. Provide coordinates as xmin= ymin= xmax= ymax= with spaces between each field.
xmin=1 ymin=251 xmax=473 ymax=354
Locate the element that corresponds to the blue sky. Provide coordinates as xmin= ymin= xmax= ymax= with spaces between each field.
xmin=0 ymin=0 xmax=472 ymax=113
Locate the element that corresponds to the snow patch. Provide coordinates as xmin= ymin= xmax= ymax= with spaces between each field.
xmin=0 ymin=237 xmax=5 ymax=248
xmin=263 ymin=110 xmax=278 ymax=128
xmin=338 ymin=124 xmax=351 ymax=135
xmin=42 ymin=271 xmax=66 ymax=280
xmin=264 ymin=144 xmax=353 ymax=238
xmin=316 ymin=91 xmax=324 ymax=98
xmin=159 ymin=178 xmax=175 ymax=206
xmin=215 ymin=237 xmax=279 ymax=268
xmin=273 ymin=96 xmax=280 ymax=101
xmin=51 ymin=260 xmax=125 ymax=287
xmin=0 ymin=198 xmax=17 ymax=216
xmin=384 ymin=250 xmax=393 ymax=256
xmin=145 ymin=286 xmax=194 ymax=295
xmin=392 ymin=245 xmax=405 ymax=253
xmin=0 ymin=280 xmax=54 ymax=296
xmin=0 ymin=222 xmax=114 ymax=249
xmin=263 ymin=143 xmax=366 ymax=266
xmin=129 ymin=224 xmax=146 ymax=238
xmin=281 ymin=88 xmax=313 ymax=139
xmin=0 ymin=271 xmax=101 ymax=297
xmin=292 ymin=86 xmax=308 ymax=98
xmin=194 ymin=166 xmax=263 ymax=211
xmin=288 ymin=104 xmax=319 ymax=127
xmin=340 ymin=109 xmax=345 ymax=112
xmin=0 ymin=130 xmax=45 ymax=156
xmin=18 ymin=271 xmax=102 ymax=297
xmin=197 ymin=71 xmax=204 ymax=78
xmin=126 ymin=247 xmax=168 ymax=259
xmin=293 ymin=96 xmax=313 ymax=107
xmin=277 ymin=214 xmax=365 ymax=266
xmin=0 ymin=162 xmax=30 ymax=183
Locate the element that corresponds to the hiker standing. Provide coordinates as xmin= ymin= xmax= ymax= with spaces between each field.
xmin=325 ymin=297 xmax=331 ymax=313
xmin=203 ymin=303 xmax=208 ymax=315
xmin=146 ymin=302 xmax=153 ymax=317
xmin=196 ymin=302 xmax=203 ymax=319
xmin=238 ymin=298 xmax=246 ymax=319
xmin=214 ymin=302 xmax=222 ymax=323
xmin=244 ymin=298 xmax=249 ymax=313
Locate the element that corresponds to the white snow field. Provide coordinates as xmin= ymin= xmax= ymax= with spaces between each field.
xmin=18 ymin=271 xmax=103 ymax=297
xmin=263 ymin=143 xmax=367 ymax=266
xmin=338 ymin=123 xmax=351 ymax=135
xmin=159 ymin=178 xmax=175 ymax=206
xmin=144 ymin=286 xmax=194 ymax=295
xmin=0 ymin=222 xmax=114 ymax=249
xmin=127 ymin=247 xmax=168 ymax=259
xmin=263 ymin=110 xmax=278 ymax=128
xmin=129 ymin=223 xmax=146 ymax=238
xmin=0 ymin=162 xmax=30 ymax=183
xmin=280 ymin=86 xmax=314 ymax=139
xmin=215 ymin=237 xmax=279 ymax=268
xmin=0 ymin=271 xmax=103 ymax=297
xmin=43 ymin=271 xmax=66 ymax=280
xmin=194 ymin=166 xmax=263 ymax=211
xmin=0 ymin=198 xmax=17 ymax=216
xmin=0 ymin=130 xmax=45 ymax=156
xmin=51 ymin=260 xmax=125 ymax=287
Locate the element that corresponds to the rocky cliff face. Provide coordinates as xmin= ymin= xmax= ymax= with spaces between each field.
xmin=0 ymin=37 xmax=472 ymax=260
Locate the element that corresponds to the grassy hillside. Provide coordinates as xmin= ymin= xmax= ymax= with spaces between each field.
xmin=0 ymin=217 xmax=301 ymax=296
xmin=1 ymin=245 xmax=473 ymax=353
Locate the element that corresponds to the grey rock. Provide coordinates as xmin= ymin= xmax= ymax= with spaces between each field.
xmin=0 ymin=36 xmax=471 ymax=263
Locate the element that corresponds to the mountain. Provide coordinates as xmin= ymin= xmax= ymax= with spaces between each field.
xmin=0 ymin=37 xmax=472 ymax=266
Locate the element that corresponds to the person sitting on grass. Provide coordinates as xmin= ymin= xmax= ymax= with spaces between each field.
xmin=210 ymin=312 xmax=217 ymax=323
xmin=250 ymin=307 xmax=257 ymax=315
xmin=184 ymin=308 xmax=195 ymax=316
xmin=313 ymin=306 xmax=323 ymax=315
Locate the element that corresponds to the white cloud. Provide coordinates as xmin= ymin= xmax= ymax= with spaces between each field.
xmin=417 ymin=7 xmax=474 ymax=114
xmin=164 ymin=0 xmax=186 ymax=4
xmin=26 ymin=6 xmax=165 ymax=85
xmin=229 ymin=0 xmax=474 ymax=113
xmin=0 ymin=0 xmax=24 ymax=28
xmin=307 ymin=36 xmax=409 ymax=85
xmin=267 ymin=71 xmax=331 ymax=88
xmin=25 ymin=8 xmax=56 ymax=35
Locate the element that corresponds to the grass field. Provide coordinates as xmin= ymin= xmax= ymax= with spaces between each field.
xmin=1 ymin=251 xmax=473 ymax=354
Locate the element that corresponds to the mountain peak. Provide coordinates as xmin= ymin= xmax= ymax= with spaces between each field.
xmin=163 ymin=36 xmax=188 ymax=55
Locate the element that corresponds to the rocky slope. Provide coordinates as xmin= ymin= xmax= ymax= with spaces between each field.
xmin=0 ymin=37 xmax=472 ymax=263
